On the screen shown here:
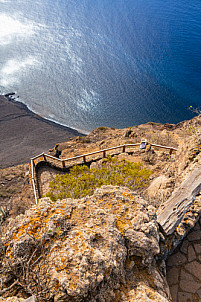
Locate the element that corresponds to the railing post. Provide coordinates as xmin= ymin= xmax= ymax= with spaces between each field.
xmin=30 ymin=143 xmax=177 ymax=204
xmin=31 ymin=160 xmax=38 ymax=204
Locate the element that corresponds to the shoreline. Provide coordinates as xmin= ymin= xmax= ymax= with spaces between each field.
xmin=3 ymin=92 xmax=89 ymax=135
xmin=0 ymin=94 xmax=84 ymax=169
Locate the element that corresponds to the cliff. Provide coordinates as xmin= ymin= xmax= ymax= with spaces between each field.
xmin=1 ymin=114 xmax=201 ymax=301
xmin=0 ymin=186 xmax=169 ymax=301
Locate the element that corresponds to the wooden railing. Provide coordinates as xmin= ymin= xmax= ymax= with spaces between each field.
xmin=30 ymin=142 xmax=177 ymax=204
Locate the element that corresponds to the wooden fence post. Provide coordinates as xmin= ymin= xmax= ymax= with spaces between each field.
xmin=123 ymin=145 xmax=126 ymax=152
xmin=169 ymin=149 xmax=173 ymax=155
xmin=62 ymin=161 xmax=65 ymax=168
xmin=43 ymin=154 xmax=46 ymax=161
xmin=103 ymin=150 xmax=106 ymax=158
xmin=83 ymin=155 xmax=86 ymax=163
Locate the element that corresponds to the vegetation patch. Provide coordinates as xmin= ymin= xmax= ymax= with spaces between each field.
xmin=46 ymin=156 xmax=152 ymax=201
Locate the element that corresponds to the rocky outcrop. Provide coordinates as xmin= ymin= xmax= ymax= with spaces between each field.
xmin=0 ymin=297 xmax=36 ymax=302
xmin=1 ymin=186 xmax=170 ymax=301
xmin=144 ymin=175 xmax=174 ymax=207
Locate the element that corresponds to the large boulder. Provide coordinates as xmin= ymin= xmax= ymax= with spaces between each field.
xmin=1 ymin=186 xmax=170 ymax=301
xmin=144 ymin=175 xmax=174 ymax=206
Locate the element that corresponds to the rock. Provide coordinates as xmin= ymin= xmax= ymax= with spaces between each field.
xmin=194 ymin=243 xmax=201 ymax=254
xmin=0 ymin=298 xmax=23 ymax=302
xmin=128 ymin=284 xmax=169 ymax=302
xmin=180 ymin=279 xmax=200 ymax=293
xmin=185 ymin=261 xmax=201 ymax=281
xmin=124 ymin=129 xmax=133 ymax=137
xmin=163 ymin=123 xmax=175 ymax=130
xmin=187 ymin=245 xmax=196 ymax=262
xmin=0 ymin=297 xmax=36 ymax=302
xmin=180 ymin=269 xmax=200 ymax=293
xmin=1 ymin=186 xmax=169 ymax=302
xmin=4 ymin=92 xmax=15 ymax=97
xmin=13 ymin=234 xmax=35 ymax=258
xmin=166 ymin=267 xmax=179 ymax=286
xmin=167 ymin=252 xmax=187 ymax=267
xmin=178 ymin=292 xmax=193 ymax=302
xmin=170 ymin=285 xmax=178 ymax=302
xmin=169 ymin=284 xmax=178 ymax=302
xmin=187 ymin=230 xmax=201 ymax=241
xmin=144 ymin=175 xmax=174 ymax=206
xmin=24 ymin=297 xmax=36 ymax=302
xmin=180 ymin=239 xmax=188 ymax=254
xmin=194 ymin=221 xmax=200 ymax=230
xmin=197 ymin=288 xmax=201 ymax=299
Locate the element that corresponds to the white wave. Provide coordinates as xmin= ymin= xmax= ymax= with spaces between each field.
xmin=77 ymin=89 xmax=100 ymax=111
xmin=0 ymin=56 xmax=39 ymax=86
xmin=64 ymin=28 xmax=83 ymax=74
xmin=0 ymin=13 xmax=35 ymax=45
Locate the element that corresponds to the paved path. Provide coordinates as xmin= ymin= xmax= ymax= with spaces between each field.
xmin=166 ymin=217 xmax=201 ymax=302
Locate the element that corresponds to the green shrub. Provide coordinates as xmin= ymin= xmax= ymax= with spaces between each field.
xmin=46 ymin=156 xmax=152 ymax=201
xmin=78 ymin=136 xmax=91 ymax=143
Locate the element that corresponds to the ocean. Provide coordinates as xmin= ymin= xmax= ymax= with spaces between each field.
xmin=0 ymin=0 xmax=201 ymax=132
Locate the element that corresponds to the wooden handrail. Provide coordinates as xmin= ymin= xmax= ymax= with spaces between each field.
xmin=149 ymin=143 xmax=177 ymax=151
xmin=31 ymin=142 xmax=177 ymax=204
xmin=31 ymin=152 xmax=63 ymax=161
xmin=31 ymin=159 xmax=38 ymax=204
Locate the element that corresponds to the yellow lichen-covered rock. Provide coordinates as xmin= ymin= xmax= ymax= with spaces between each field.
xmin=1 ymin=186 xmax=169 ymax=301
xmin=0 ymin=298 xmax=24 ymax=302
xmin=129 ymin=284 xmax=169 ymax=301
xmin=0 ymin=297 xmax=36 ymax=302
xmin=0 ymin=297 xmax=35 ymax=302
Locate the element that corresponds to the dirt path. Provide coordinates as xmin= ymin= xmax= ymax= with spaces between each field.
xmin=37 ymin=166 xmax=65 ymax=197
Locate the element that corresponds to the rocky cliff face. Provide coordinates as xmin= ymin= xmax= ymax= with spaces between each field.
xmin=1 ymin=114 xmax=201 ymax=301
xmin=1 ymin=186 xmax=169 ymax=301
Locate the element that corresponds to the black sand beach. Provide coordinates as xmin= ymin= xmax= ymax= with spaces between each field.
xmin=0 ymin=95 xmax=83 ymax=168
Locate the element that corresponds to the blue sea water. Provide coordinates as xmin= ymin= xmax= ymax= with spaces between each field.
xmin=0 ymin=0 xmax=201 ymax=132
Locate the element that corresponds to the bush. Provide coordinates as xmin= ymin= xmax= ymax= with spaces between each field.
xmin=46 ymin=156 xmax=152 ymax=201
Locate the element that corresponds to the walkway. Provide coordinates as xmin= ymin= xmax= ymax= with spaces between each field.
xmin=36 ymin=165 xmax=65 ymax=197
xmin=166 ymin=215 xmax=201 ymax=302
xmin=30 ymin=142 xmax=177 ymax=203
